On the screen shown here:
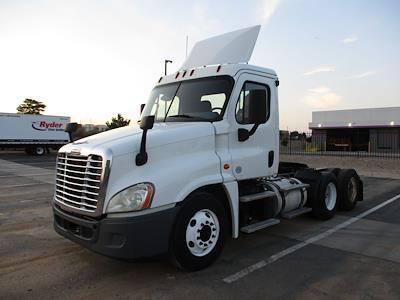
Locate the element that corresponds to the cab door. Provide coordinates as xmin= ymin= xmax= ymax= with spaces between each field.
xmin=227 ymin=73 xmax=279 ymax=180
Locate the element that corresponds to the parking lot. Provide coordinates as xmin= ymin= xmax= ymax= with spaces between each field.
xmin=0 ymin=152 xmax=399 ymax=300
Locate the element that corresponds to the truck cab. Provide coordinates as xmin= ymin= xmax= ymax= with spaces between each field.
xmin=53 ymin=26 xmax=362 ymax=270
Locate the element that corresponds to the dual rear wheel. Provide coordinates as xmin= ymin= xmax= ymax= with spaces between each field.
xmin=309 ymin=169 xmax=361 ymax=220
xmin=25 ymin=146 xmax=46 ymax=156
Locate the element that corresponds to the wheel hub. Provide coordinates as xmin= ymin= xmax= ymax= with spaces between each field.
xmin=200 ymin=225 xmax=212 ymax=241
xmin=325 ymin=182 xmax=337 ymax=211
xmin=185 ymin=209 xmax=220 ymax=257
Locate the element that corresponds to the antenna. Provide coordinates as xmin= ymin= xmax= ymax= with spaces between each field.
xmin=164 ymin=59 xmax=173 ymax=75
xmin=185 ymin=35 xmax=188 ymax=57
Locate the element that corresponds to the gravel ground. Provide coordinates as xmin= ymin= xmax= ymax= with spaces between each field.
xmin=280 ymin=154 xmax=400 ymax=179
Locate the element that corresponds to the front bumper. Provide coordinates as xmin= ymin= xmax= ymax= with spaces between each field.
xmin=53 ymin=205 xmax=179 ymax=259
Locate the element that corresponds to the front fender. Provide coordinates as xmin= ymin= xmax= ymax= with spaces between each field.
xmin=103 ymin=132 xmax=222 ymax=213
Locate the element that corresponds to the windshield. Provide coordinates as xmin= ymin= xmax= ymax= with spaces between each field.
xmin=142 ymin=76 xmax=234 ymax=122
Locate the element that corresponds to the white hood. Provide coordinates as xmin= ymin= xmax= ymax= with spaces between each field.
xmin=63 ymin=122 xmax=216 ymax=157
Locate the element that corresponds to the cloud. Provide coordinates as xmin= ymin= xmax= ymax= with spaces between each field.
xmin=307 ymin=86 xmax=331 ymax=94
xmin=347 ymin=71 xmax=377 ymax=79
xmin=259 ymin=0 xmax=281 ymax=24
xmin=342 ymin=36 xmax=358 ymax=43
xmin=302 ymin=66 xmax=335 ymax=76
xmin=304 ymin=86 xmax=342 ymax=108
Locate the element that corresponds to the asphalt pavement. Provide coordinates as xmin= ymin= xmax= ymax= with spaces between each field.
xmin=0 ymin=151 xmax=399 ymax=300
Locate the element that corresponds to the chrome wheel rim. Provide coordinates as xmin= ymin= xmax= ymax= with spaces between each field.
xmin=185 ymin=209 xmax=220 ymax=257
xmin=325 ymin=182 xmax=337 ymax=211
xmin=36 ymin=147 xmax=45 ymax=155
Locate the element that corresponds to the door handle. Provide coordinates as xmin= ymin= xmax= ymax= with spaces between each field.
xmin=268 ymin=151 xmax=274 ymax=168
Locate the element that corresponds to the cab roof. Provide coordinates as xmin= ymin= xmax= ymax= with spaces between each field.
xmin=156 ymin=63 xmax=277 ymax=87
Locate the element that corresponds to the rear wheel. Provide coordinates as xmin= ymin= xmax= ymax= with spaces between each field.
xmin=34 ymin=146 xmax=46 ymax=156
xmin=169 ymin=191 xmax=227 ymax=271
xmin=337 ymin=169 xmax=361 ymax=211
xmin=311 ymin=172 xmax=338 ymax=220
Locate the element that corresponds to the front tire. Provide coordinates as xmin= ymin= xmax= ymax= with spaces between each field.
xmin=169 ymin=191 xmax=227 ymax=271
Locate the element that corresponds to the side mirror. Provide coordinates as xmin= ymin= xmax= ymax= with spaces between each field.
xmin=238 ymin=89 xmax=267 ymax=142
xmin=139 ymin=115 xmax=155 ymax=130
xmin=140 ymin=103 xmax=146 ymax=114
xmin=247 ymin=89 xmax=267 ymax=124
xmin=65 ymin=122 xmax=78 ymax=133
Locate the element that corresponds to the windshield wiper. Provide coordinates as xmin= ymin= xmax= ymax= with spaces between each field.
xmin=167 ymin=114 xmax=195 ymax=118
xmin=166 ymin=114 xmax=209 ymax=121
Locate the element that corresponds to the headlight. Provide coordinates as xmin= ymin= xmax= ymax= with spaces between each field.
xmin=106 ymin=183 xmax=154 ymax=213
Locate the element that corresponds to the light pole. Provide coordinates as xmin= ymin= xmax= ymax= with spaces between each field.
xmin=164 ymin=59 xmax=172 ymax=75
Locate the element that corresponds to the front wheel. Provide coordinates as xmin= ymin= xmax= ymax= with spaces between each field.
xmin=169 ymin=191 xmax=227 ymax=271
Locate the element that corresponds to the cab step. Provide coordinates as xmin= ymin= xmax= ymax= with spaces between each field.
xmin=239 ymin=190 xmax=276 ymax=203
xmin=281 ymin=207 xmax=312 ymax=219
xmin=240 ymin=218 xmax=280 ymax=233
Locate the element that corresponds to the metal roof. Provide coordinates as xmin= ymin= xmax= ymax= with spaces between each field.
xmin=309 ymin=107 xmax=400 ymax=129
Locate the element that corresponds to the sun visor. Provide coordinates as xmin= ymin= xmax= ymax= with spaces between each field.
xmin=180 ymin=25 xmax=261 ymax=70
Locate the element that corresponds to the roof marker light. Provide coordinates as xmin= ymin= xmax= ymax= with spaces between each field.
xmin=390 ymin=121 xmax=395 ymax=126
xmin=190 ymin=69 xmax=195 ymax=76
xmin=182 ymin=70 xmax=187 ymax=77
xmin=318 ymin=124 xmax=322 ymax=128
xmin=175 ymin=72 xmax=180 ymax=79
xmin=348 ymin=123 xmax=352 ymax=127
xmin=158 ymin=77 xmax=163 ymax=83
xmin=216 ymin=65 xmax=222 ymax=72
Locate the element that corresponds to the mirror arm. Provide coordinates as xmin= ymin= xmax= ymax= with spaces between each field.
xmin=68 ymin=132 xmax=74 ymax=143
xmin=135 ymin=115 xmax=154 ymax=166
xmin=136 ymin=128 xmax=149 ymax=166
xmin=248 ymin=123 xmax=259 ymax=136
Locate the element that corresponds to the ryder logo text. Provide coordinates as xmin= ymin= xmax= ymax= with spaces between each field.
xmin=32 ymin=121 xmax=64 ymax=131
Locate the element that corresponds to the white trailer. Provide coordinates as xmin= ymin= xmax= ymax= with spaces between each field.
xmin=53 ymin=26 xmax=363 ymax=270
xmin=0 ymin=112 xmax=71 ymax=155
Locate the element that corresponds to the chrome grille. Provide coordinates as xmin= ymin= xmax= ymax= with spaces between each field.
xmin=54 ymin=153 xmax=103 ymax=213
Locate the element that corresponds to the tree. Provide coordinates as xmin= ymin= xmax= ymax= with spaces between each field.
xmin=106 ymin=113 xmax=130 ymax=129
xmin=16 ymin=98 xmax=46 ymax=114
xmin=290 ymin=131 xmax=300 ymax=140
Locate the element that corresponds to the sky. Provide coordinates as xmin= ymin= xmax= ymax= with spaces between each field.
xmin=0 ymin=0 xmax=399 ymax=131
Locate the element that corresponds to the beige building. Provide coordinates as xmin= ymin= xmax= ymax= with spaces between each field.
xmin=309 ymin=107 xmax=400 ymax=152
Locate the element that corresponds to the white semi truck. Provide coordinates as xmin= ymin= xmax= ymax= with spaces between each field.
xmin=53 ymin=26 xmax=363 ymax=270
xmin=0 ymin=113 xmax=71 ymax=155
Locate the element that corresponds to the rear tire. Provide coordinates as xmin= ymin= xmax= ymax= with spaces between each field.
xmin=34 ymin=146 xmax=46 ymax=156
xmin=311 ymin=172 xmax=338 ymax=220
xmin=169 ymin=191 xmax=227 ymax=271
xmin=337 ymin=169 xmax=361 ymax=211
